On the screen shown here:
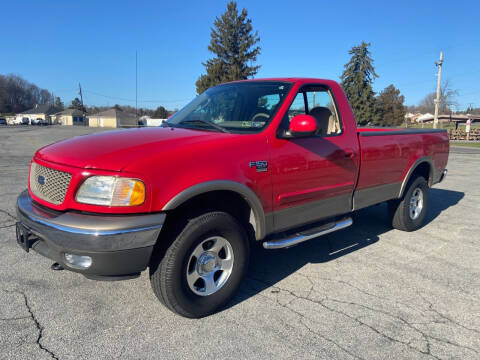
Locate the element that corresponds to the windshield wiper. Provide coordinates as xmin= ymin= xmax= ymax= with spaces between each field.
xmin=177 ymin=119 xmax=231 ymax=133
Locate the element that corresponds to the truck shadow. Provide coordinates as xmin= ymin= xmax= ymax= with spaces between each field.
xmin=228 ymin=188 xmax=464 ymax=309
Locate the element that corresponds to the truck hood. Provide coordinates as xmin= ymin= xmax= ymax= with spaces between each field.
xmin=35 ymin=127 xmax=232 ymax=171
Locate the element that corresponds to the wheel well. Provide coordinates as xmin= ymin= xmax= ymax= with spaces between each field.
xmin=410 ymin=162 xmax=431 ymax=184
xmin=163 ymin=190 xmax=256 ymax=240
xmin=399 ymin=160 xmax=433 ymax=198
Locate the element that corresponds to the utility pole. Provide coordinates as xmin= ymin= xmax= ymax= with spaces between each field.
xmin=433 ymin=51 xmax=443 ymax=129
xmin=78 ymin=83 xmax=86 ymax=126
xmin=78 ymin=83 xmax=84 ymax=109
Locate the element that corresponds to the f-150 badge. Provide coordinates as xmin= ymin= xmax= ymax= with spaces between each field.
xmin=249 ymin=161 xmax=268 ymax=172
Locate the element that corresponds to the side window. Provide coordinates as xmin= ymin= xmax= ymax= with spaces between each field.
xmin=305 ymin=90 xmax=342 ymax=136
xmin=282 ymin=86 xmax=343 ymax=136
xmin=306 ymin=91 xmax=331 ymax=112
xmin=287 ymin=93 xmax=306 ymax=121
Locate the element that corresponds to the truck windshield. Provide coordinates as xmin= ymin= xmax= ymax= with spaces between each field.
xmin=167 ymin=81 xmax=292 ymax=133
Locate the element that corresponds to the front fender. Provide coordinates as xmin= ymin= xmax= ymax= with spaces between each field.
xmin=162 ymin=180 xmax=268 ymax=240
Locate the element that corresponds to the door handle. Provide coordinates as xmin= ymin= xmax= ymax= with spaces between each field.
xmin=344 ymin=151 xmax=356 ymax=159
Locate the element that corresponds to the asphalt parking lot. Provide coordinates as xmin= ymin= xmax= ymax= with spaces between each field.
xmin=1 ymin=126 xmax=479 ymax=360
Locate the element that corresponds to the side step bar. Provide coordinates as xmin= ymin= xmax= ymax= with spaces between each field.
xmin=263 ymin=217 xmax=353 ymax=250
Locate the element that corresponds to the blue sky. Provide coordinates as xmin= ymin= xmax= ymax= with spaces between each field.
xmin=1 ymin=0 xmax=478 ymax=110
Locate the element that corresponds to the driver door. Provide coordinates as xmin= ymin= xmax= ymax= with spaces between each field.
xmin=270 ymin=85 xmax=358 ymax=232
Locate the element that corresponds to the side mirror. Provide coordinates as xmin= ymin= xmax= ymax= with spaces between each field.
xmin=288 ymin=114 xmax=317 ymax=137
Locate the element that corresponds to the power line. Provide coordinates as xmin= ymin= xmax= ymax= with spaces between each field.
xmin=82 ymin=89 xmax=191 ymax=104
xmin=374 ymin=41 xmax=474 ymax=69
xmin=377 ymin=64 xmax=480 ymax=89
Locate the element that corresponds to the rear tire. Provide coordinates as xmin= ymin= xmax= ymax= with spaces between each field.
xmin=388 ymin=176 xmax=429 ymax=232
xmin=149 ymin=211 xmax=249 ymax=318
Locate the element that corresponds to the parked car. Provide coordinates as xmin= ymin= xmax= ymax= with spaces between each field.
xmin=10 ymin=117 xmax=23 ymax=125
xmin=0 ymin=118 xmax=7 ymax=126
xmin=15 ymin=78 xmax=449 ymax=318
xmin=22 ymin=117 xmax=30 ymax=125
xmin=31 ymin=118 xmax=42 ymax=125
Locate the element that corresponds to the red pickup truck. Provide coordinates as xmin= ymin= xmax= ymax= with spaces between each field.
xmin=16 ymin=78 xmax=449 ymax=317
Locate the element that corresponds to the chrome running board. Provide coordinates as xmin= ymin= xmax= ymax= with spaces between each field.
xmin=263 ymin=217 xmax=353 ymax=250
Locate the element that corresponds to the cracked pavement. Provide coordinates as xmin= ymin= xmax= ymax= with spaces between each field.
xmin=1 ymin=126 xmax=479 ymax=359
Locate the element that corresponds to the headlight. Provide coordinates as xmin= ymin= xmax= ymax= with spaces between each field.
xmin=76 ymin=176 xmax=145 ymax=206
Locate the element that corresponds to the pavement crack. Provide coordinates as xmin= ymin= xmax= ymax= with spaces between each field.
xmin=417 ymin=292 xmax=480 ymax=335
xmin=322 ymin=297 xmax=440 ymax=359
xmin=0 ymin=223 xmax=15 ymax=229
xmin=298 ymin=273 xmax=421 ymax=313
xmin=297 ymin=274 xmax=480 ymax=355
xmin=0 ymin=316 xmax=30 ymax=321
xmin=245 ymin=275 xmax=480 ymax=359
xmin=246 ymin=276 xmax=365 ymax=360
xmin=4 ymin=290 xmax=59 ymax=360
xmin=0 ymin=208 xmax=17 ymax=221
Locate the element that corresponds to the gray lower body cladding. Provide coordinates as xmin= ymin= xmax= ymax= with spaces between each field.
xmin=15 ymin=190 xmax=165 ymax=278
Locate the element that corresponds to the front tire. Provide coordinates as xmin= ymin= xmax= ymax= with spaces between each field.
xmin=149 ymin=211 xmax=249 ymax=318
xmin=388 ymin=176 xmax=429 ymax=231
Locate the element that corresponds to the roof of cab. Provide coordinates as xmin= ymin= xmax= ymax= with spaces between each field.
xmin=224 ymin=77 xmax=338 ymax=86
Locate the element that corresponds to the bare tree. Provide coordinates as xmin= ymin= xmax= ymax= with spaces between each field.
xmin=0 ymin=74 xmax=55 ymax=113
xmin=417 ymin=80 xmax=458 ymax=114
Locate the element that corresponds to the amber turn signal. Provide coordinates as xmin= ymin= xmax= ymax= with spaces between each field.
xmin=111 ymin=178 xmax=145 ymax=206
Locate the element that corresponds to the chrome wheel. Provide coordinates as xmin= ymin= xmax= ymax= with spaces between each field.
xmin=186 ymin=236 xmax=234 ymax=296
xmin=409 ymin=187 xmax=424 ymax=220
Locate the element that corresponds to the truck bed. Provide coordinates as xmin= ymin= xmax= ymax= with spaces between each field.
xmin=353 ymin=128 xmax=449 ymax=210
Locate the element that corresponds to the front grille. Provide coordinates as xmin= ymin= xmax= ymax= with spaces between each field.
xmin=29 ymin=162 xmax=72 ymax=205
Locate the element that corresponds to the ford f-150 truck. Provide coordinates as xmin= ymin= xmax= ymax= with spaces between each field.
xmin=15 ymin=78 xmax=449 ymax=317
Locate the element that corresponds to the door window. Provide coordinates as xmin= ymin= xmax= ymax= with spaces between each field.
xmin=283 ymin=86 xmax=343 ymax=136
xmin=286 ymin=93 xmax=306 ymax=121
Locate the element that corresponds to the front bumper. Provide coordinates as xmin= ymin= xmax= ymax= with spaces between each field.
xmin=15 ymin=190 xmax=165 ymax=279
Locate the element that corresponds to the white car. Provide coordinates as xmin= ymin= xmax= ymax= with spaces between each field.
xmin=11 ymin=117 xmax=25 ymax=125
xmin=31 ymin=118 xmax=45 ymax=125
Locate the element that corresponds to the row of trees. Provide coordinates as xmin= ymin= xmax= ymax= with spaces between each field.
xmin=0 ymin=75 xmax=173 ymax=117
xmin=0 ymin=74 xmax=63 ymax=114
xmin=76 ymin=102 xmax=171 ymax=118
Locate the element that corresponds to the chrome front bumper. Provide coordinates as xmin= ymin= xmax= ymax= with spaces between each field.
xmin=15 ymin=190 xmax=165 ymax=278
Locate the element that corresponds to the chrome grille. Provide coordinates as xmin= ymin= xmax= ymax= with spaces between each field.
xmin=29 ymin=162 xmax=72 ymax=205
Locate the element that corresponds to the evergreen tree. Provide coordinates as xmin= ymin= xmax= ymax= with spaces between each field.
xmin=340 ymin=42 xmax=378 ymax=126
xmin=69 ymin=97 xmax=85 ymax=111
xmin=195 ymin=1 xmax=261 ymax=94
xmin=374 ymin=85 xmax=406 ymax=126
xmin=153 ymin=106 xmax=168 ymax=118
xmin=55 ymin=97 xmax=64 ymax=110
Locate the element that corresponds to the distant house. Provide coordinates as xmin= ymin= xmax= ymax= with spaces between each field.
xmin=87 ymin=109 xmax=138 ymax=128
xmin=416 ymin=113 xmax=434 ymax=123
xmin=19 ymin=104 xmax=61 ymax=124
xmin=138 ymin=115 xmax=167 ymax=127
xmin=52 ymin=108 xmax=85 ymax=126
xmin=405 ymin=113 xmax=422 ymax=123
